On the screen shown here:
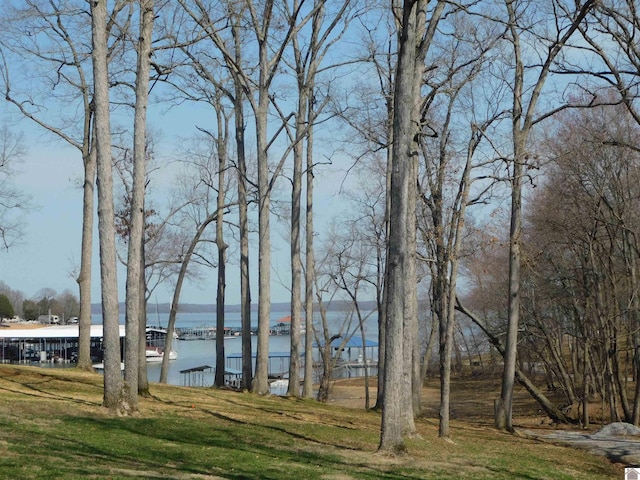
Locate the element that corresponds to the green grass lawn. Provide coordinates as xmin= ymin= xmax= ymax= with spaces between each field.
xmin=0 ymin=365 xmax=622 ymax=479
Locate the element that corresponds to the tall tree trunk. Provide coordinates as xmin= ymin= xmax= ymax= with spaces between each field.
xmin=124 ymin=0 xmax=154 ymax=412
xmin=375 ymin=56 xmax=395 ymax=412
xmin=77 ymin=144 xmax=96 ymax=370
xmin=438 ymin=124 xmax=477 ymax=438
xmin=496 ymin=130 xmax=524 ymax=432
xmin=215 ymin=229 xmax=227 ymax=387
xmin=379 ymin=0 xmax=420 ymax=454
xmin=404 ymin=133 xmax=418 ymax=430
xmin=303 ymin=106 xmax=316 ymax=398
xmin=252 ymin=60 xmax=271 ymax=395
xmin=496 ymin=0 xmax=595 ymax=432
xmin=215 ymin=109 xmax=228 ymax=388
xmin=583 ymin=338 xmax=590 ymax=427
xmin=231 ymin=15 xmax=252 ymax=391
xmin=137 ymin=246 xmax=149 ymax=395
xmin=91 ymin=0 xmax=124 ymax=412
xmin=288 ymin=79 xmax=306 ymax=396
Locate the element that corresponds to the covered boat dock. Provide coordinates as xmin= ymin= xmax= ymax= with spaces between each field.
xmin=0 ymin=324 xmax=126 ymax=363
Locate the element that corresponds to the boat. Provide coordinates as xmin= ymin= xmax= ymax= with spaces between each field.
xmin=145 ymin=346 xmax=178 ymax=362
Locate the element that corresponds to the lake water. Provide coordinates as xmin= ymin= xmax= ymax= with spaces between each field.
xmin=90 ymin=309 xmax=378 ymax=388
xmin=145 ymin=335 xmax=293 ymax=387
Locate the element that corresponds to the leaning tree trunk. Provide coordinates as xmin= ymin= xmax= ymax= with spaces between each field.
xmin=160 ymin=214 xmax=216 ymax=383
xmin=457 ymin=299 xmax=579 ymax=424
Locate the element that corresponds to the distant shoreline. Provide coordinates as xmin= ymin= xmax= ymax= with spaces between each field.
xmin=91 ymin=300 xmax=377 ymax=315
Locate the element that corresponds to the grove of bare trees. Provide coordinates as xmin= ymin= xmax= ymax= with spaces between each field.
xmin=3 ymin=0 xmax=640 ymax=453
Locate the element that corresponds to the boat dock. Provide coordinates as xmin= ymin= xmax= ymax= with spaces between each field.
xmin=176 ymin=326 xmax=244 ymax=340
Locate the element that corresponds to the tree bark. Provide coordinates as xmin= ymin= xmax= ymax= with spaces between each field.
xmin=77 ymin=143 xmax=96 ymax=370
xmin=124 ymin=0 xmax=154 ymax=412
xmin=303 ymin=118 xmax=316 ymax=398
xmin=91 ymin=0 xmax=125 ymax=412
xmin=137 ymin=249 xmax=149 ymax=395
xmin=379 ymin=0 xmax=421 ymax=454
xmin=252 ymin=69 xmax=272 ymax=395
xmin=215 ymin=107 xmax=228 ymax=388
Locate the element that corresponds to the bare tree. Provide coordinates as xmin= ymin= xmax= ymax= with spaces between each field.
xmin=330 ymin=223 xmax=378 ymax=409
xmin=334 ymin=11 xmax=396 ymax=410
xmin=176 ymin=0 xmax=321 ymax=394
xmin=91 ymin=0 xmax=127 ymax=413
xmin=0 ymin=1 xmax=100 ymax=370
xmin=284 ymin=0 xmax=355 ymax=396
xmin=120 ymin=0 xmax=155 ymax=411
xmin=493 ymin=0 xmax=595 ymax=432
xmin=415 ymin=8 xmax=506 ymax=437
xmin=0 ymin=127 xmax=29 ymax=250
xmin=311 ymin=232 xmax=364 ymax=403
xmin=379 ymin=0 xmax=446 ymax=454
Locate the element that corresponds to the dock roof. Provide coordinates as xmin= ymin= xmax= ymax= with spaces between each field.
xmin=0 ymin=324 xmax=126 ymax=339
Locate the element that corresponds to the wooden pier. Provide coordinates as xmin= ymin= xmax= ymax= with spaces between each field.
xmin=176 ymin=326 xmax=242 ymax=341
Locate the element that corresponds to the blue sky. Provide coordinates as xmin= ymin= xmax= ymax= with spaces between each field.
xmin=0 ymin=103 xmax=349 ymax=306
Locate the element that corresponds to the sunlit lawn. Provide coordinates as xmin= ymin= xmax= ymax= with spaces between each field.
xmin=0 ymin=365 xmax=622 ymax=479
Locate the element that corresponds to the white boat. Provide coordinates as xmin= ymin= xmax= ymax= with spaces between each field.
xmin=145 ymin=346 xmax=178 ymax=362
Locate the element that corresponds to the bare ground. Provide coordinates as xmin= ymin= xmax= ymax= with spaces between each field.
xmin=327 ymin=375 xmax=640 ymax=466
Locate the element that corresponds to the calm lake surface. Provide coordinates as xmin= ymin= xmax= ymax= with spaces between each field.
xmin=90 ymin=310 xmax=378 ymax=387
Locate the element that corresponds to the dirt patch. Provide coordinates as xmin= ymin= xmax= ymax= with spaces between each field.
xmin=328 ymin=376 xmax=544 ymax=426
xmin=328 ymin=376 xmax=640 ymax=466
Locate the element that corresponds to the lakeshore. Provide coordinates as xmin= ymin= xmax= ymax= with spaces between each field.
xmin=0 ymin=313 xmax=380 ymax=389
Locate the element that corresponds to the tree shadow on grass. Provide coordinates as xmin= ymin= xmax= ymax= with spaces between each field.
xmin=0 ymin=368 xmax=102 ymax=407
xmin=45 ymin=415 xmax=427 ymax=480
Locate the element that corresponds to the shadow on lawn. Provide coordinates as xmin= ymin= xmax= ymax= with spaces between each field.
xmin=46 ymin=415 xmax=425 ymax=480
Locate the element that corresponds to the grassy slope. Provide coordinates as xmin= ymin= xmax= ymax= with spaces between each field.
xmin=0 ymin=365 xmax=621 ymax=480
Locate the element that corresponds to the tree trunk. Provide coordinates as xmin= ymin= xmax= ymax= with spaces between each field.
xmin=230 ymin=15 xmax=252 ymax=391
xmin=496 ymin=129 xmax=524 ymax=432
xmin=91 ymin=0 xmax=125 ymax=412
xmin=303 ymin=119 xmax=315 ymax=398
xmin=379 ymin=0 xmax=420 ymax=454
xmin=215 ymin=109 xmax=228 ymax=388
xmin=496 ymin=0 xmax=595 ymax=431
xmin=161 ymin=214 xmax=216 ymax=383
xmin=583 ymin=338 xmax=590 ymax=427
xmin=124 ymin=0 xmax=154 ymax=412
xmin=252 ymin=55 xmax=271 ymax=395
xmin=76 ymin=144 xmax=96 ymax=370
xmin=404 ymin=133 xmax=418 ymax=431
xmin=457 ymin=299 xmax=579 ymax=424
xmin=137 ymin=252 xmax=149 ymax=396
xmin=287 ymin=80 xmax=306 ymax=396
xmin=215 ymin=235 xmax=226 ymax=387
xmin=420 ymin=321 xmax=437 ymax=382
